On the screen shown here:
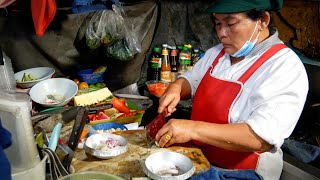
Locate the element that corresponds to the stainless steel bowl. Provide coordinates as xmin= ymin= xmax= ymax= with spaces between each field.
xmin=143 ymin=151 xmax=195 ymax=180
xmin=84 ymin=133 xmax=128 ymax=159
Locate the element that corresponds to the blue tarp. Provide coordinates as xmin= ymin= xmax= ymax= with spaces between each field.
xmin=72 ymin=0 xmax=122 ymax=13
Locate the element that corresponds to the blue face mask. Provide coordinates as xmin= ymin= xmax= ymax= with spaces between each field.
xmin=231 ymin=21 xmax=261 ymax=58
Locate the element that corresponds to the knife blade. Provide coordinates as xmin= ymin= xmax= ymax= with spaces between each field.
xmin=145 ymin=113 xmax=166 ymax=147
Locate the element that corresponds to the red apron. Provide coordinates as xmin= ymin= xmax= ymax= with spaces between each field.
xmin=191 ymin=44 xmax=287 ymax=170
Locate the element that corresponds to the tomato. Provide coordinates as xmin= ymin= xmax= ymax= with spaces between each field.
xmin=110 ymin=97 xmax=131 ymax=113
xmin=147 ymin=82 xmax=168 ymax=97
xmin=78 ymin=82 xmax=89 ymax=90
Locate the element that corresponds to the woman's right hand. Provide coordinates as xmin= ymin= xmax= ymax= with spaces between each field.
xmin=158 ymin=83 xmax=181 ymax=117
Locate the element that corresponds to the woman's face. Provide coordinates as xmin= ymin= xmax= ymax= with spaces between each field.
xmin=214 ymin=13 xmax=260 ymax=55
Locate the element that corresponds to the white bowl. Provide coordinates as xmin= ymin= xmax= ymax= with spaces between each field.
xmin=15 ymin=67 xmax=55 ymax=89
xmin=29 ymin=78 xmax=78 ymax=107
xmin=84 ymin=133 xmax=128 ymax=159
xmin=143 ymin=151 xmax=195 ymax=180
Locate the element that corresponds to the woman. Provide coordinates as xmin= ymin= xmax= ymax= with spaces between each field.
xmin=155 ymin=0 xmax=309 ymax=179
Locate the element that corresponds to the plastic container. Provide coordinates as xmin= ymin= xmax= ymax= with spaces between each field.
xmin=77 ymin=69 xmax=105 ymax=84
xmin=0 ymin=91 xmax=40 ymax=175
xmin=12 ymin=155 xmax=47 ymax=180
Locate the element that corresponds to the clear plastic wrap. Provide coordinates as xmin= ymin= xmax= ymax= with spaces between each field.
xmin=0 ymin=49 xmax=16 ymax=91
xmin=85 ymin=5 xmax=141 ymax=61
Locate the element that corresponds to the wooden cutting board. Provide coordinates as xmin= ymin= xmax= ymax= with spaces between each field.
xmin=72 ymin=129 xmax=211 ymax=178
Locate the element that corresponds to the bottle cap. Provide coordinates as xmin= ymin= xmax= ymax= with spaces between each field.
xmin=184 ymin=44 xmax=192 ymax=49
xmin=194 ymin=49 xmax=199 ymax=52
xmin=154 ymin=47 xmax=160 ymax=52
xmin=162 ymin=49 xmax=169 ymax=55
xmin=182 ymin=46 xmax=188 ymax=51
xmin=177 ymin=45 xmax=183 ymax=50
xmin=162 ymin=44 xmax=168 ymax=48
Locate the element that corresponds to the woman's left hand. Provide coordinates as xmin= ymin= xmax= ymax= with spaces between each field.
xmin=155 ymin=119 xmax=195 ymax=148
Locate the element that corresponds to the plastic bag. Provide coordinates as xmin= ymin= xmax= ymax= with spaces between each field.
xmin=85 ymin=5 xmax=141 ymax=61
xmin=105 ymin=39 xmax=134 ymax=61
xmin=85 ymin=9 xmax=126 ymax=50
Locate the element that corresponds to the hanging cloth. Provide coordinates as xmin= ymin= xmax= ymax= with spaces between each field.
xmin=31 ymin=0 xmax=57 ymax=36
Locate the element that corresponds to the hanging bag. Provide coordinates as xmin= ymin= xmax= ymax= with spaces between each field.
xmin=85 ymin=5 xmax=141 ymax=61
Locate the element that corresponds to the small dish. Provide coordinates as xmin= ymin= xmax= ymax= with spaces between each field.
xmin=84 ymin=133 xmax=128 ymax=159
xmin=145 ymin=80 xmax=169 ymax=97
xmin=15 ymin=67 xmax=55 ymax=89
xmin=143 ymin=151 xmax=195 ymax=180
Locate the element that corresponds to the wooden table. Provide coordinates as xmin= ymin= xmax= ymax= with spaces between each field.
xmin=72 ymin=130 xmax=211 ymax=179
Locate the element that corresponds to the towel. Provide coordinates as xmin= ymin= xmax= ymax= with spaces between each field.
xmin=31 ymin=0 xmax=57 ymax=36
xmin=72 ymin=0 xmax=122 ymax=14
xmin=191 ymin=167 xmax=262 ymax=180
xmin=282 ymin=139 xmax=320 ymax=163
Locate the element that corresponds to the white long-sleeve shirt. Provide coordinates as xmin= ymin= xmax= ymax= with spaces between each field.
xmin=181 ymin=35 xmax=309 ymax=179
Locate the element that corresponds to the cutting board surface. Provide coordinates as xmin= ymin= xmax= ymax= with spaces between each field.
xmin=72 ymin=130 xmax=211 ymax=177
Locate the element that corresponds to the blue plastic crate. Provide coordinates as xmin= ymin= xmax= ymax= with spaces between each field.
xmin=77 ymin=69 xmax=105 ymax=84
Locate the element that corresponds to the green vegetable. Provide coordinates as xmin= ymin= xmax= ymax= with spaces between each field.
xmin=21 ymin=73 xmax=38 ymax=82
xmin=95 ymin=82 xmax=106 ymax=88
xmin=85 ymin=35 xmax=101 ymax=50
xmin=105 ymin=39 xmax=134 ymax=61
xmin=126 ymin=100 xmax=142 ymax=110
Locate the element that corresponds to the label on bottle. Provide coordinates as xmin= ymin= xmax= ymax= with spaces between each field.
xmin=179 ymin=52 xmax=191 ymax=60
xmin=170 ymin=72 xmax=178 ymax=82
xmin=170 ymin=50 xmax=177 ymax=56
xmin=161 ymin=71 xmax=171 ymax=82
xmin=151 ymin=57 xmax=161 ymax=69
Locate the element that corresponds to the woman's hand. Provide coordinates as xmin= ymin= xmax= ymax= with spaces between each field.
xmin=158 ymin=83 xmax=181 ymax=117
xmin=155 ymin=119 xmax=195 ymax=148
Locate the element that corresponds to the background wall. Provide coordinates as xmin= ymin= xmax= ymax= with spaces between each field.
xmin=273 ymin=0 xmax=320 ymax=60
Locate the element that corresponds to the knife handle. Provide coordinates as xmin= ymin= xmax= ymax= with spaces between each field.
xmin=48 ymin=123 xmax=62 ymax=151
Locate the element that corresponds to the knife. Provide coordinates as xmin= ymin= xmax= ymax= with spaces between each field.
xmin=48 ymin=123 xmax=62 ymax=151
xmin=145 ymin=112 xmax=167 ymax=147
xmin=32 ymin=106 xmax=80 ymax=125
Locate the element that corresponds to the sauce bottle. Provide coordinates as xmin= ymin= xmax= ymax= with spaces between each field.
xmin=178 ymin=57 xmax=190 ymax=76
xmin=148 ymin=47 xmax=161 ymax=81
xmin=160 ymin=44 xmax=171 ymax=83
xmin=170 ymin=46 xmax=178 ymax=82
